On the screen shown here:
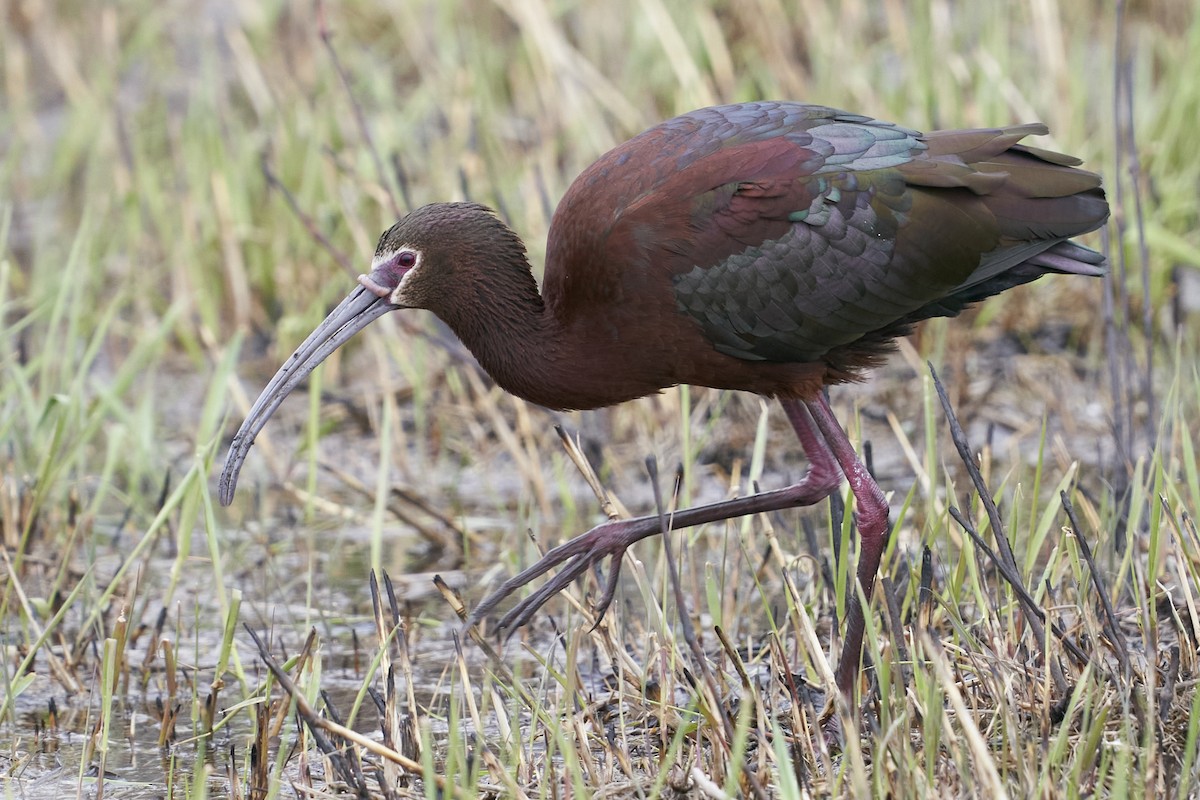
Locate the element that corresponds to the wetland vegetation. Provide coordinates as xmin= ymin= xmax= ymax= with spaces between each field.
xmin=2 ymin=1 xmax=1198 ymax=797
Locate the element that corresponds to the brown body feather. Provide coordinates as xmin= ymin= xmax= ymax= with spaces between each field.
xmin=445 ymin=103 xmax=1109 ymax=410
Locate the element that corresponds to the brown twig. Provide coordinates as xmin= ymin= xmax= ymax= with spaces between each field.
xmin=318 ymin=690 xmax=370 ymax=796
xmin=646 ymin=457 xmax=769 ymax=800
xmin=931 ymin=364 xmax=1072 ymax=694
xmin=946 ymin=505 xmax=1089 ymax=670
xmin=881 ymin=575 xmax=910 ymax=693
xmin=316 ymin=0 xmax=401 ymax=220
xmin=918 ymin=546 xmax=934 ymax=632
xmin=242 ymin=625 xmax=463 ymax=798
xmin=260 ymin=153 xmax=354 ymax=276
xmin=1061 ymin=490 xmax=1131 ymax=680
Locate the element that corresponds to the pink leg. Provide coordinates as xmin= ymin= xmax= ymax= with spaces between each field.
xmin=805 ymin=394 xmax=891 ymax=697
xmin=468 ymin=398 xmax=843 ymax=633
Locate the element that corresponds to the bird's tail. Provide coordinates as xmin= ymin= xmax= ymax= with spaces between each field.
xmin=1022 ymin=240 xmax=1107 ymax=277
xmin=903 ymin=126 xmax=1110 ymax=321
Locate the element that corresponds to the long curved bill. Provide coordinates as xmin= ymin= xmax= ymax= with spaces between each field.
xmin=218 ymin=285 xmax=399 ymax=505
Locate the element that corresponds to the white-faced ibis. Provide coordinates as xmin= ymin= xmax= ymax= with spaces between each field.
xmin=219 ymin=102 xmax=1107 ymax=698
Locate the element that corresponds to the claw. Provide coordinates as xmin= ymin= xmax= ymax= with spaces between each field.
xmin=495 ymin=552 xmax=594 ymax=631
xmin=466 ymin=533 xmax=595 ymax=627
xmin=589 ymin=552 xmax=626 ymax=627
xmin=469 ymin=519 xmax=641 ymax=634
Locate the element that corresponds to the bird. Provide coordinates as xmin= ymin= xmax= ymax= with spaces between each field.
xmin=218 ymin=101 xmax=1108 ymax=699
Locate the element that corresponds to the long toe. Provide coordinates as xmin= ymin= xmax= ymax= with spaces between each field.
xmin=472 ymin=515 xmax=653 ymax=633
xmin=495 ymin=552 xmax=595 ymax=631
xmin=467 ymin=533 xmax=602 ymax=626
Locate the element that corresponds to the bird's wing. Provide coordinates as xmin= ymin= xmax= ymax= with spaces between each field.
xmin=655 ymin=108 xmax=1101 ymax=363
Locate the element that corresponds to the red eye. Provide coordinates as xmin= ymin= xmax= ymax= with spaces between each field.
xmin=398 ymin=251 xmax=417 ymax=268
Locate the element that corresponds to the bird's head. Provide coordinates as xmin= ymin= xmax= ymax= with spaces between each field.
xmin=217 ymin=201 xmax=518 ymax=506
xmin=360 ymin=202 xmax=528 ymax=313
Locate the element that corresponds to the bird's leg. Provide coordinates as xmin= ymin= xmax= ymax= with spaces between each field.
xmin=467 ymin=399 xmax=843 ymax=633
xmin=803 ymin=394 xmax=891 ymax=698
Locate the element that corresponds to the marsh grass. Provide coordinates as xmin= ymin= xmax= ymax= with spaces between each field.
xmin=2 ymin=0 xmax=1198 ymax=797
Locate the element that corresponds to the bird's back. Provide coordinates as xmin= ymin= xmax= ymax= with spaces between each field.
xmin=540 ymin=102 xmax=1107 ymax=396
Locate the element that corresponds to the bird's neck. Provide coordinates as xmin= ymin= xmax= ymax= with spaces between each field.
xmin=433 ymin=257 xmax=653 ymax=411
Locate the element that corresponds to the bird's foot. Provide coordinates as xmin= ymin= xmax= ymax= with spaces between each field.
xmin=792 ymin=673 xmax=850 ymax=751
xmin=818 ymin=699 xmax=847 ymax=751
xmin=467 ymin=515 xmax=659 ymax=634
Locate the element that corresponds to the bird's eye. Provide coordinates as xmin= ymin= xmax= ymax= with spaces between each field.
xmin=398 ymin=251 xmax=418 ymax=268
